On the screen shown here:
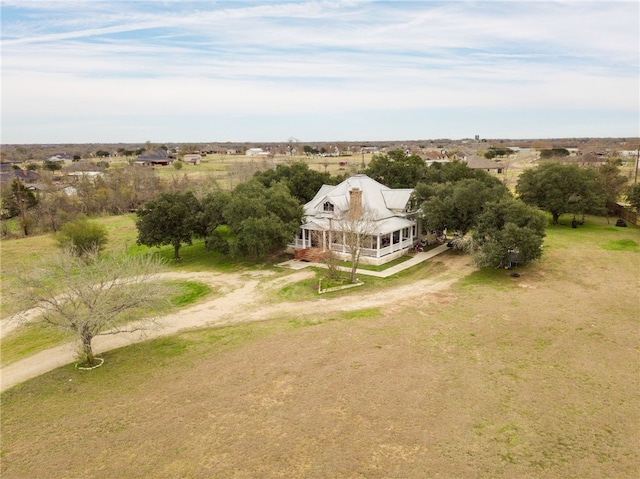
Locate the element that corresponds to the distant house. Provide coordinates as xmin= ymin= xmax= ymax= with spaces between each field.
xmin=43 ymin=155 xmax=69 ymax=167
xmin=419 ymin=151 xmax=450 ymax=166
xmin=0 ymin=163 xmax=16 ymax=184
xmin=360 ymin=147 xmax=379 ymax=155
xmin=12 ymin=169 xmax=40 ymax=184
xmin=63 ymin=161 xmax=105 ymax=175
xmin=463 ymin=155 xmax=504 ymax=173
xmin=292 ymin=174 xmax=418 ymax=266
xmin=245 ymin=148 xmax=271 ymax=157
xmin=182 ymin=154 xmax=202 ymax=165
xmin=419 ymin=151 xmax=447 ymax=161
xmin=135 ymin=150 xmax=172 ymax=166
xmin=65 ymin=171 xmax=103 ymax=182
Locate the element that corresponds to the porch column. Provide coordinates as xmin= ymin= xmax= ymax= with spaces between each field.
xmin=376 ymin=235 xmax=381 ymax=258
xmin=322 ymin=230 xmax=326 ymax=251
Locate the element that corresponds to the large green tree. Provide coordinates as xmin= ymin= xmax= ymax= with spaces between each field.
xmin=414 ymin=162 xmax=509 ymax=234
xmin=136 ymin=191 xmax=203 ymax=259
xmin=223 ymin=180 xmax=302 ymax=260
xmin=199 ymin=189 xmax=232 ymax=253
xmin=627 ymin=183 xmax=640 ymax=211
xmin=598 ymin=160 xmax=628 ymax=215
xmin=471 ymin=198 xmax=547 ymax=268
xmin=416 ymin=178 xmax=509 ymax=234
xmin=420 ymin=159 xmax=495 ymax=185
xmin=253 ymin=162 xmax=334 ymax=204
xmin=516 ymin=162 xmax=606 ymax=224
xmin=539 ymin=148 xmax=570 ymax=159
xmin=2 ymin=179 xmax=38 ymax=219
xmin=364 ymin=150 xmax=425 ymax=188
xmin=1 ymin=179 xmax=39 ymax=235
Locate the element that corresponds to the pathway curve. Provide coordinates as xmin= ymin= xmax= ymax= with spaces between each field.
xmin=1 ymin=247 xmax=466 ymax=392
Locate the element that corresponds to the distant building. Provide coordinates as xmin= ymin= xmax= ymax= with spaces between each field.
xmin=463 ymin=155 xmax=504 ymax=173
xmin=182 ymin=154 xmax=202 ymax=165
xmin=245 ymin=148 xmax=271 ymax=157
xmin=135 ymin=150 xmax=172 ymax=166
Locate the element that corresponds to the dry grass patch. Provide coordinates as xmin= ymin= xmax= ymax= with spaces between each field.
xmin=1 ymin=217 xmax=639 ymax=479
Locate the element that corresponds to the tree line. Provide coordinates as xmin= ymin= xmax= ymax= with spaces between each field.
xmin=135 ymin=163 xmax=336 ymax=260
xmin=363 ymin=150 xmax=635 ymax=267
xmin=4 ymin=149 xmax=638 ymax=269
xmin=9 ymin=152 xmax=638 ymax=367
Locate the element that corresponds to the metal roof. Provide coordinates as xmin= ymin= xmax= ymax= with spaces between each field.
xmin=304 ymin=174 xmax=413 ymax=220
xmin=301 ymin=215 xmax=414 ymax=236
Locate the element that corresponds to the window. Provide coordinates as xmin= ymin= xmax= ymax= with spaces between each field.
xmin=323 ymin=202 xmax=334 ymax=212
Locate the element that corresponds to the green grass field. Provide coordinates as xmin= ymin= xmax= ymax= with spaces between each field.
xmin=1 ymin=215 xmax=639 ymax=478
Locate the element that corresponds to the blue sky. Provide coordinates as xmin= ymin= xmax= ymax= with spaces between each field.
xmin=1 ymin=0 xmax=638 ymax=144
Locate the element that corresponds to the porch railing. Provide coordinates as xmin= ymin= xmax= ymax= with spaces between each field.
xmin=292 ymin=238 xmax=414 ymax=258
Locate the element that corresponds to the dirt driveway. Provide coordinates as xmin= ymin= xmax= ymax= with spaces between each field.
xmin=1 ymin=256 xmax=472 ymax=392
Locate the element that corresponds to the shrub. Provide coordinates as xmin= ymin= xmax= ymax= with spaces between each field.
xmin=56 ymin=218 xmax=108 ymax=256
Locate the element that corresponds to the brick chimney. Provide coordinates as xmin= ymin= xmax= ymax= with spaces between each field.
xmin=349 ymin=187 xmax=362 ymax=219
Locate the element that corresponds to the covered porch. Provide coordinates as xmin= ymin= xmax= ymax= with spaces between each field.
xmin=292 ymin=216 xmax=418 ymax=265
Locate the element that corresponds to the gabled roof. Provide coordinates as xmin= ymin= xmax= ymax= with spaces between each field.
xmin=0 ymin=169 xmax=40 ymax=185
xmin=13 ymin=169 xmax=40 ymax=182
xmin=304 ymin=174 xmax=413 ymax=220
xmin=464 ymin=155 xmax=503 ymax=170
xmin=381 ymin=189 xmax=414 ymax=211
xmin=136 ymin=150 xmax=169 ymax=161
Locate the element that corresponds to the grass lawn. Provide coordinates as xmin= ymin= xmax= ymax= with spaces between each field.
xmin=0 ymin=280 xmax=213 ymax=366
xmin=0 ymin=215 xmax=140 ymax=318
xmin=1 ymin=216 xmax=639 ymax=478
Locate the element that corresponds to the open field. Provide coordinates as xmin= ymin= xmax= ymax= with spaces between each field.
xmin=0 ymin=215 xmax=141 ymax=318
xmin=1 ymin=216 xmax=639 ymax=478
xmin=150 ymin=152 xmax=369 ymax=189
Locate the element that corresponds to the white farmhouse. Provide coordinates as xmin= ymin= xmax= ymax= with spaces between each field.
xmin=292 ymin=174 xmax=418 ymax=265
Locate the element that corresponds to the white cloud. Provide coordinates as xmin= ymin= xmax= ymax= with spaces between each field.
xmin=1 ymin=0 xmax=638 ymax=142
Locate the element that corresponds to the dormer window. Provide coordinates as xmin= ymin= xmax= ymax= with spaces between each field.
xmin=323 ymin=201 xmax=334 ymax=212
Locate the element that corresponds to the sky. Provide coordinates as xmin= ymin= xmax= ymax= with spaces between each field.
xmin=1 ymin=0 xmax=638 ymax=144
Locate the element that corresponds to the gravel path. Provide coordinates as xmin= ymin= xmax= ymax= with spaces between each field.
xmin=1 ymin=254 xmax=471 ymax=392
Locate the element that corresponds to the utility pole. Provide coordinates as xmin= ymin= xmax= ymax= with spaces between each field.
xmin=634 ymin=145 xmax=639 ymax=184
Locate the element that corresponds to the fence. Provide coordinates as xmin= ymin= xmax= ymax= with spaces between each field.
xmin=613 ymin=204 xmax=640 ymax=226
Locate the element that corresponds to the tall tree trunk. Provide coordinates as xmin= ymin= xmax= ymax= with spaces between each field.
xmin=79 ymin=327 xmax=95 ymax=366
xmin=350 ymin=248 xmax=360 ymax=283
xmin=350 ymin=263 xmax=357 ymax=283
xmin=173 ymin=242 xmax=180 ymax=259
xmin=552 ymin=212 xmax=560 ymax=225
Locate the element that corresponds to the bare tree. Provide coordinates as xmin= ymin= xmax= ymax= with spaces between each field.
xmin=226 ymin=159 xmax=271 ymax=188
xmin=311 ymin=229 xmax=341 ymax=281
xmin=14 ymin=250 xmax=175 ymax=367
xmin=338 ymin=203 xmax=378 ymax=283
